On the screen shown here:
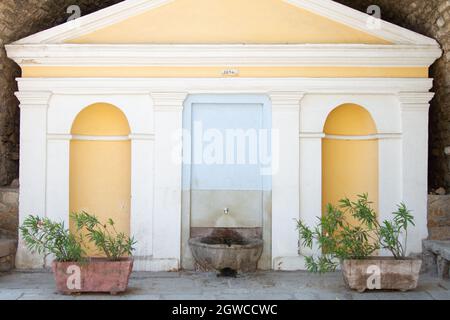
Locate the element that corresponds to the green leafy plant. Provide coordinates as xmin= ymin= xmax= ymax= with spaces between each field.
xmin=379 ymin=203 xmax=415 ymax=259
xmin=20 ymin=215 xmax=85 ymax=262
xmin=71 ymin=211 xmax=136 ymax=261
xmin=296 ymin=193 xmax=415 ymax=273
xmin=20 ymin=212 xmax=137 ymax=262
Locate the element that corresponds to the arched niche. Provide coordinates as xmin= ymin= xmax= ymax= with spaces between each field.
xmin=69 ymin=102 xmax=131 ymax=256
xmin=322 ymin=103 xmax=379 ymax=223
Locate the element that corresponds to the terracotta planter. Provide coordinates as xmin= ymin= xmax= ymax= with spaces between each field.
xmin=342 ymin=257 xmax=422 ymax=292
xmin=52 ymin=258 xmax=133 ymax=295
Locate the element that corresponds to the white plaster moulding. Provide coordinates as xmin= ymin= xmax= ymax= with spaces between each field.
xmin=47 ymin=134 xmax=155 ymax=141
xmin=323 ymin=133 xmax=402 ymax=140
xmin=10 ymin=0 xmax=438 ymax=46
xmin=71 ymin=135 xmax=130 ymax=141
xmin=5 ymin=44 xmax=442 ymax=67
xmin=15 ymin=77 xmax=434 ymax=95
xmin=299 ymin=133 xmax=402 ymax=140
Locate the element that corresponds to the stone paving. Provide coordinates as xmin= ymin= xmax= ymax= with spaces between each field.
xmin=0 ymin=270 xmax=449 ymax=300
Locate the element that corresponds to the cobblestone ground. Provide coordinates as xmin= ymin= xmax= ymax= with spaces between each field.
xmin=0 ymin=271 xmax=449 ymax=300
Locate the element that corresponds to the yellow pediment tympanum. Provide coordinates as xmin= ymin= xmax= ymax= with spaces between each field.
xmin=68 ymin=0 xmax=390 ymax=44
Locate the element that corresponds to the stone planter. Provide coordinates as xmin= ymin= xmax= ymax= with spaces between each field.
xmin=52 ymin=258 xmax=133 ymax=295
xmin=342 ymin=257 xmax=422 ymax=292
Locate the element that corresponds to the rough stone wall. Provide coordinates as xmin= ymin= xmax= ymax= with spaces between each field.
xmin=428 ymin=195 xmax=450 ymax=240
xmin=0 ymin=187 xmax=18 ymax=239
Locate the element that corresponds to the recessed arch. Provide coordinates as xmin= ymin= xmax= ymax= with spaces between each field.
xmin=322 ymin=103 xmax=379 ymax=223
xmin=71 ymin=102 xmax=131 ymax=136
xmin=70 ymin=102 xmax=131 ymax=256
xmin=323 ymin=103 xmax=377 ymax=136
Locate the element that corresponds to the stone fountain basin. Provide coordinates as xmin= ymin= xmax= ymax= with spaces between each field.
xmin=189 ymin=236 xmax=263 ymax=273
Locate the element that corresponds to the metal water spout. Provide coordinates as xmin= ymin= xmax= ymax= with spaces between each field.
xmin=215 ymin=207 xmax=237 ymax=228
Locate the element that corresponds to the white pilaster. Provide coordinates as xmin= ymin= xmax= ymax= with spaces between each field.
xmin=378 ymin=136 xmax=403 ymax=255
xmin=15 ymin=91 xmax=52 ymax=269
xmin=299 ymin=132 xmax=324 ymax=263
xmin=46 ymin=135 xmax=71 ymax=226
xmin=270 ymin=92 xmax=305 ymax=270
xmin=151 ymin=92 xmax=187 ymax=271
xmin=399 ymin=92 xmax=434 ymax=254
xmin=130 ymin=134 xmax=155 ymax=271
xmin=44 ymin=134 xmax=71 ymax=267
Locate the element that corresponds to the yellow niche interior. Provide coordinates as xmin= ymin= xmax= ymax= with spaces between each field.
xmin=70 ymin=103 xmax=131 ymax=256
xmin=322 ymin=104 xmax=379 ymax=226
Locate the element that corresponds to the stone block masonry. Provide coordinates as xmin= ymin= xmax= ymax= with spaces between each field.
xmin=428 ymin=195 xmax=450 ymax=240
xmin=0 ymin=185 xmax=18 ymax=239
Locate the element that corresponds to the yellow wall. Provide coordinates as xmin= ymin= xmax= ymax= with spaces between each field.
xmin=70 ymin=103 xmax=131 ymax=256
xmin=69 ymin=0 xmax=389 ymax=44
xmin=22 ymin=66 xmax=428 ymax=78
xmin=322 ymin=104 xmax=379 ymax=223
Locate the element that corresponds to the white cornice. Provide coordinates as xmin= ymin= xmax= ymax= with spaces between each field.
xmin=270 ymin=92 xmax=306 ymax=109
xmin=5 ymin=44 xmax=442 ymax=68
xmin=15 ymin=77 xmax=434 ymax=95
xmin=10 ymin=0 xmax=438 ymax=46
xmin=13 ymin=0 xmax=173 ymax=45
xmin=15 ymin=91 xmax=52 ymax=107
xmin=398 ymin=92 xmax=435 ymax=104
xmin=399 ymin=92 xmax=435 ymax=111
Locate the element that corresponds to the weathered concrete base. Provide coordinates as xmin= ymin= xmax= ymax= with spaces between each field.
xmin=15 ymin=239 xmax=45 ymax=270
xmin=132 ymin=257 xmax=179 ymax=272
xmin=273 ymin=256 xmax=309 ymax=271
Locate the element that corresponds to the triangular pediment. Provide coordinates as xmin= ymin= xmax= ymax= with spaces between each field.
xmin=68 ymin=0 xmax=389 ymax=44
xmin=12 ymin=0 xmax=437 ymax=45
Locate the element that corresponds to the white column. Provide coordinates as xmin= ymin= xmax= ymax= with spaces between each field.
xmin=130 ymin=134 xmax=155 ymax=271
xmin=399 ymin=92 xmax=434 ymax=255
xmin=46 ymin=135 xmax=70 ymax=226
xmin=15 ymin=91 xmax=52 ymax=269
xmin=378 ymin=136 xmax=403 ymax=255
xmin=270 ymin=92 xmax=305 ymax=270
xmin=151 ymin=92 xmax=187 ymax=271
xmin=44 ymin=135 xmax=71 ymax=267
xmin=299 ymin=133 xmax=324 ymax=264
